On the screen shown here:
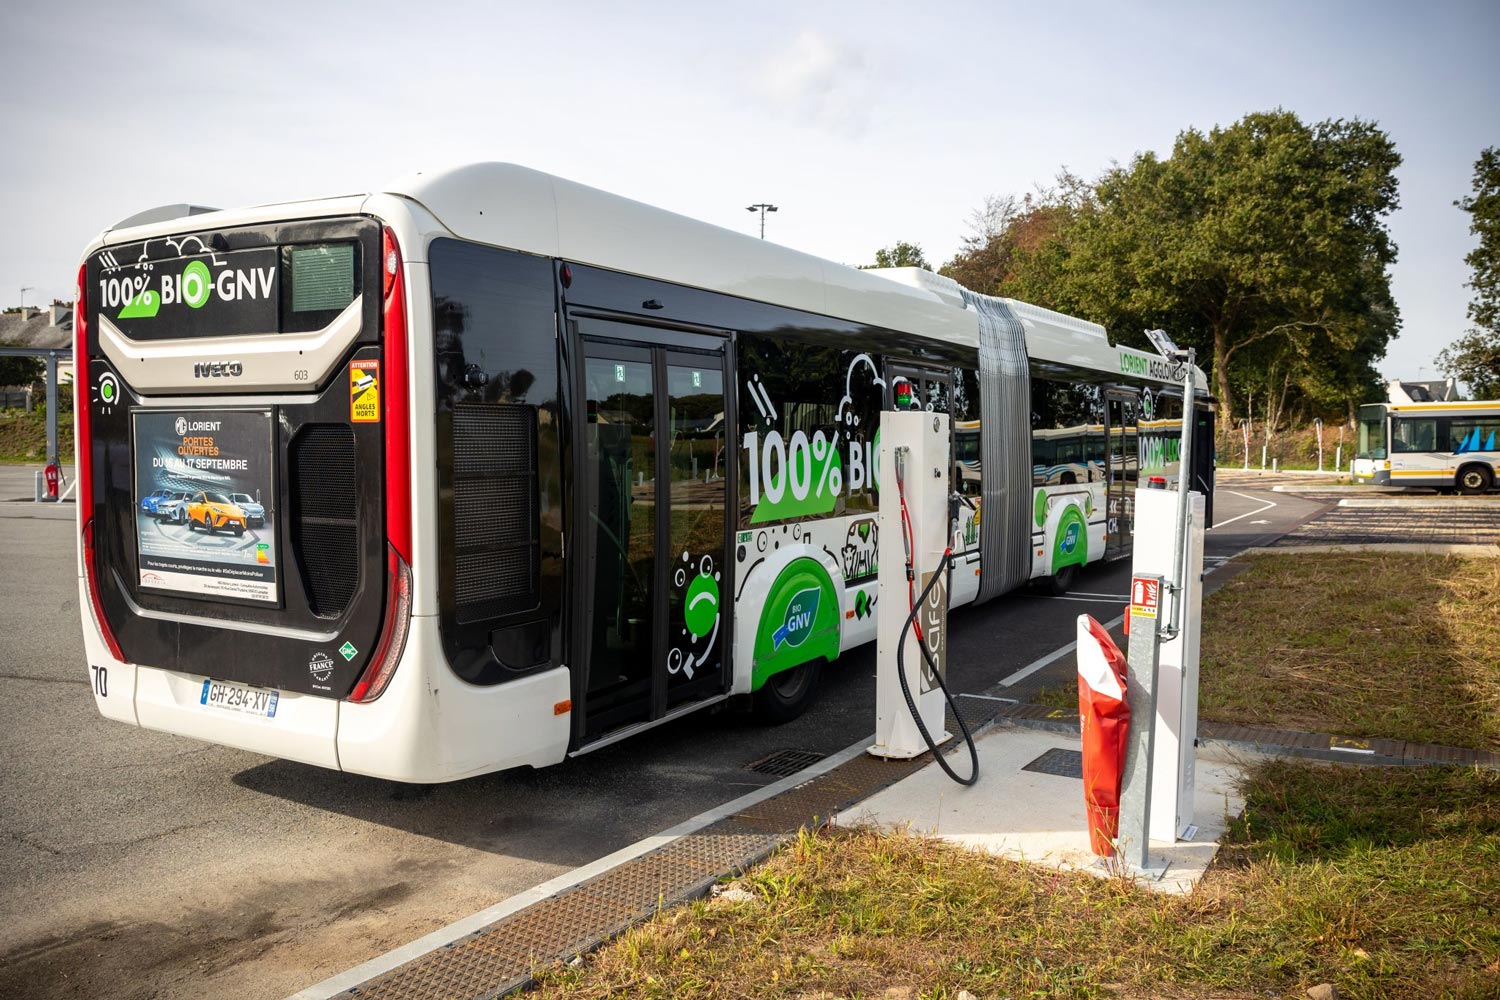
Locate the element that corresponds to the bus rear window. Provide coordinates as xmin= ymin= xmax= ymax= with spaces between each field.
xmin=291 ymin=244 xmax=355 ymax=312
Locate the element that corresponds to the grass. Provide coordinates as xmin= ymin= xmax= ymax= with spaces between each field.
xmin=1199 ymin=553 xmax=1500 ymax=751
xmin=532 ymin=761 xmax=1500 ymax=999
xmin=0 ymin=407 xmax=73 ymax=463
xmin=1031 ymin=553 xmax=1500 ymax=752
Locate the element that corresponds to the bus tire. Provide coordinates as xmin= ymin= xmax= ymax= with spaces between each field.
xmin=1046 ymin=564 xmax=1078 ymax=596
xmin=1457 ymin=464 xmax=1492 ymax=496
xmin=753 ymin=659 xmax=822 ymax=724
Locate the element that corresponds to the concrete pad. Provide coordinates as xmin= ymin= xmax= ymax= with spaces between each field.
xmin=835 ymin=726 xmax=1245 ymax=895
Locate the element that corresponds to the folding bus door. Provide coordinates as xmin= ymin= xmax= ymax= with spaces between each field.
xmin=572 ymin=318 xmax=732 ymax=744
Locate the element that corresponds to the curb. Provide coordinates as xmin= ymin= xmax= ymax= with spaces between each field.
xmin=1337 ymin=497 xmax=1500 ymax=508
xmin=293 ymin=702 xmax=1006 ymax=1000
xmin=997 ymin=704 xmax=1500 ymax=769
xmin=1244 ymin=543 xmax=1500 ymax=557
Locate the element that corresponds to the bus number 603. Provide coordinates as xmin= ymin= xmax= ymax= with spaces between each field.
xmin=91 ymin=664 xmax=108 ymax=698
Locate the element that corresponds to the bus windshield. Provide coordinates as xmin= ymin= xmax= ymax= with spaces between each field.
xmin=1356 ymin=404 xmax=1387 ymax=459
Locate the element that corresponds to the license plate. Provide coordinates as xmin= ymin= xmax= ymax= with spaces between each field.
xmin=199 ymin=678 xmax=279 ymax=718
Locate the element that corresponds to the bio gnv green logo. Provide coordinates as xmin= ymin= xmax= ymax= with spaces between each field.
xmin=771 ymin=587 xmax=821 ymax=650
xmin=102 ymin=258 xmax=276 ymax=320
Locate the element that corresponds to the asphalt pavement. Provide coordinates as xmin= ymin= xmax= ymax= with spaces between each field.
xmin=0 ymin=485 xmax=1322 ymax=1000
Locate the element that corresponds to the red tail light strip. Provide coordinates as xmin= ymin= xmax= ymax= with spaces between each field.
xmin=349 ymin=228 xmax=414 ymax=703
xmin=382 ymin=228 xmax=412 ymax=564
xmin=76 ymin=263 xmax=124 ymax=662
xmin=349 ymin=547 xmax=412 ymax=702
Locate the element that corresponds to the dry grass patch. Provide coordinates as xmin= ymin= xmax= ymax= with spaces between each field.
xmin=1199 ymin=553 xmax=1500 ymax=750
xmin=531 ymin=762 xmax=1499 ymax=1000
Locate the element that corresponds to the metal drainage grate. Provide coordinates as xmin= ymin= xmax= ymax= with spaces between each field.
xmin=745 ymin=748 xmax=828 ymax=778
xmin=1021 ymin=747 xmax=1084 ymax=779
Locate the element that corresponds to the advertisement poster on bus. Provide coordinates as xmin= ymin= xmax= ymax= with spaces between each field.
xmin=131 ymin=410 xmax=278 ymax=605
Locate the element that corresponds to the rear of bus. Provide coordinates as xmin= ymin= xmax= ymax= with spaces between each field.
xmin=75 ymin=201 xmax=568 ymax=781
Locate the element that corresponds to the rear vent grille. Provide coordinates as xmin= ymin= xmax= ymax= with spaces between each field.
xmin=290 ymin=424 xmax=358 ymax=617
xmin=452 ymin=403 xmax=540 ymax=624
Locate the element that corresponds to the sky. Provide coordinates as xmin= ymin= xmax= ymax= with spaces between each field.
xmin=2 ymin=0 xmax=1497 ymax=384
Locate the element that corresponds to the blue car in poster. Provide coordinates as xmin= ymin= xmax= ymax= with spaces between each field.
xmin=229 ymin=492 xmax=266 ymax=528
xmin=139 ymin=488 xmax=173 ymax=517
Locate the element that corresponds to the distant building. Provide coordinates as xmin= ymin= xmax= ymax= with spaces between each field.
xmin=1386 ymin=377 xmax=1459 ymax=404
xmin=0 ymin=304 xmax=74 ymax=390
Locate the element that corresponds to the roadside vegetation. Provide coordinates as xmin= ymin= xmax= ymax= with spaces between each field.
xmin=0 ymin=406 xmax=73 ymax=463
xmin=533 ymin=761 xmax=1499 ymax=999
xmin=1198 ymin=553 xmax=1500 ymax=751
xmin=1034 ymin=553 xmax=1500 ymax=752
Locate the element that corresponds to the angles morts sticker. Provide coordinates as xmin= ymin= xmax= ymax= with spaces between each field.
xmin=350 ymin=360 xmax=380 ymax=423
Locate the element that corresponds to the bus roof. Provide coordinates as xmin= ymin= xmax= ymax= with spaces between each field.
xmin=89 ymin=162 xmax=1207 ymax=390
xmin=391 ymin=163 xmax=980 ymax=349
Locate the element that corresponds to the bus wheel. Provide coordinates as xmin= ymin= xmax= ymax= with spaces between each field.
xmin=1046 ymin=564 xmax=1078 ymax=596
xmin=753 ymin=659 xmax=822 ymax=724
xmin=1457 ymin=465 xmax=1493 ymax=496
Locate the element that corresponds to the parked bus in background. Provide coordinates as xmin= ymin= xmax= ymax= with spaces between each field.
xmin=75 ymin=164 xmax=1213 ymax=782
xmin=1353 ymin=401 xmax=1500 ymax=494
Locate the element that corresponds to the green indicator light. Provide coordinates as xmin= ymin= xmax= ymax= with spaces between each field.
xmin=102 ymin=383 xmax=114 ymax=400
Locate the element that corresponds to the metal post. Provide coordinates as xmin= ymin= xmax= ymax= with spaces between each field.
xmin=1241 ymin=419 xmax=1250 ymax=471
xmin=1120 ymin=572 xmax=1166 ymax=876
xmin=1161 ymin=349 xmax=1194 ymax=642
xmin=45 ymin=354 xmax=59 ymax=467
xmin=1315 ymin=417 xmax=1324 ymax=472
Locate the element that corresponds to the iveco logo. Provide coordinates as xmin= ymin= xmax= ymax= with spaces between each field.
xmin=193 ymin=361 xmax=244 ymax=379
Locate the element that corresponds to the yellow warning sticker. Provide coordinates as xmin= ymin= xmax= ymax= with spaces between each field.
xmin=350 ymin=360 xmax=380 ymax=423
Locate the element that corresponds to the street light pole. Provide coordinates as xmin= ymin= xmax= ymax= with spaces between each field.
xmin=745 ymin=203 xmax=778 ymax=239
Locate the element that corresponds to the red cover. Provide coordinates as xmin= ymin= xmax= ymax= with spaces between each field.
xmin=1076 ymin=614 xmax=1131 ymax=856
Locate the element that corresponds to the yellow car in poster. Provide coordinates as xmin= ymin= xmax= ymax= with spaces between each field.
xmin=187 ymin=491 xmax=248 ymax=536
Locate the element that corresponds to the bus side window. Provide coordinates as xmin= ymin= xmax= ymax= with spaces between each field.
xmin=1393 ymin=418 xmax=1437 ymax=454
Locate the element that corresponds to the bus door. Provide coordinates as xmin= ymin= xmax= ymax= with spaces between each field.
xmin=1105 ymin=392 xmax=1137 ymax=560
xmin=573 ymin=319 xmax=732 ymax=742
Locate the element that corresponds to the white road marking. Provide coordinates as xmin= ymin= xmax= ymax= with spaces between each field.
xmin=998 ymin=612 xmax=1126 ymax=687
xmin=1026 ymin=594 xmax=1129 ymax=603
xmin=1209 ymin=490 xmax=1279 ymax=529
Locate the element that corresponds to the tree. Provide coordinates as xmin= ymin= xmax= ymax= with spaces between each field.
xmin=942 ymin=174 xmax=1091 ymax=295
xmin=1438 ymin=147 xmax=1500 ymax=398
xmin=0 ymin=356 xmax=43 ymax=388
xmin=863 ymin=241 xmax=931 ymax=270
xmin=970 ymin=111 xmax=1402 ymax=425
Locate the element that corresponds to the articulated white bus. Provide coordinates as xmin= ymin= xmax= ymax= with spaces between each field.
xmin=1353 ymin=401 xmax=1500 ymax=493
xmin=76 ymin=164 xmax=1212 ymax=782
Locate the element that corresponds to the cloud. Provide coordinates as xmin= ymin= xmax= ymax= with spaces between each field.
xmin=746 ymin=28 xmax=872 ymax=134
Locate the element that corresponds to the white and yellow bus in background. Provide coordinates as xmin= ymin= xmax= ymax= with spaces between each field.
xmin=75 ymin=163 xmax=1212 ymax=782
xmin=1353 ymin=401 xmax=1500 ymax=494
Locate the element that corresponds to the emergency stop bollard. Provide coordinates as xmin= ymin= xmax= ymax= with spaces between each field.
xmin=1077 ymin=614 xmax=1130 ymax=857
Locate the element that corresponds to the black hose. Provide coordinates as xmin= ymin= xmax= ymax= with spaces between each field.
xmin=895 ymin=548 xmax=979 ymax=786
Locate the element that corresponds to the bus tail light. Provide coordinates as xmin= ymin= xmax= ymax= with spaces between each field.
xmin=381 ymin=226 xmax=412 ymax=563
xmin=349 ymin=228 xmax=413 ymax=703
xmin=349 ymin=546 xmax=412 ymax=703
xmin=76 ymin=263 xmax=124 ymax=662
